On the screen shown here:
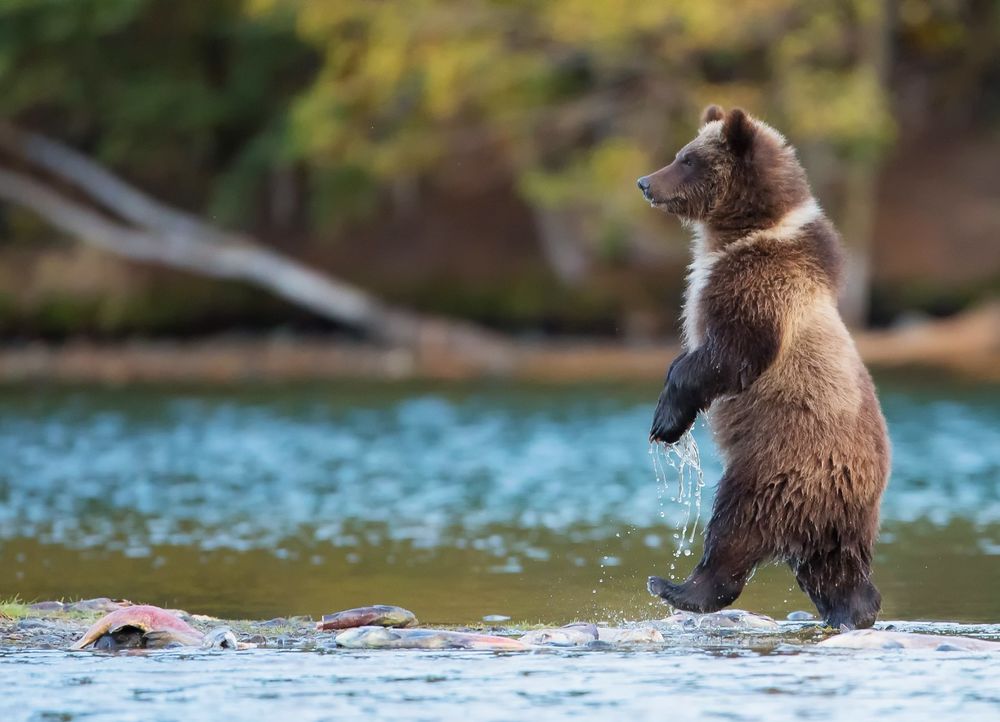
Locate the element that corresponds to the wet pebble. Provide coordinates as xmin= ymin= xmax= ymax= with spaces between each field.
xmin=16 ymin=619 xmax=49 ymax=630
xmin=787 ymin=611 xmax=816 ymax=621
xmin=67 ymin=598 xmax=130 ymax=613
xmin=271 ymin=636 xmax=301 ymax=648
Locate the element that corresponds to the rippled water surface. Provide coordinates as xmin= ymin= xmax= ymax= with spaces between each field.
xmin=1 ymin=375 xmax=998 ymax=720
xmin=3 ymin=633 xmax=999 ymax=722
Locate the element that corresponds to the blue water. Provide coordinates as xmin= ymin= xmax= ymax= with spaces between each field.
xmin=1 ymin=379 xmax=996 ymax=554
xmin=1 ymin=376 xmax=999 ymax=721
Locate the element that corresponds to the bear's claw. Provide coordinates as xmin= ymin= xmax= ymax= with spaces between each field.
xmin=647 ymin=575 xmax=679 ymax=601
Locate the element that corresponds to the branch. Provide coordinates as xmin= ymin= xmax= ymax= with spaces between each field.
xmin=0 ymin=166 xmax=399 ymax=338
xmin=0 ymin=126 xmax=512 ymax=360
xmin=0 ymin=124 xmax=243 ymax=246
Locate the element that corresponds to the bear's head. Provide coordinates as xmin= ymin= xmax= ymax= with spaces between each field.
xmin=637 ymin=105 xmax=809 ymax=235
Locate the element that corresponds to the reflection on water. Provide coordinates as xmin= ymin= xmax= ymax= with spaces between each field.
xmin=0 ymin=376 xmax=998 ymax=622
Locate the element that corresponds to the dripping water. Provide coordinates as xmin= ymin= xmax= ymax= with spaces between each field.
xmin=649 ymin=429 xmax=706 ymax=579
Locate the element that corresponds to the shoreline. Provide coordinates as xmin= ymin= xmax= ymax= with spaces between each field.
xmin=4 ymin=599 xmax=999 ymax=653
xmin=0 ymin=302 xmax=997 ymax=384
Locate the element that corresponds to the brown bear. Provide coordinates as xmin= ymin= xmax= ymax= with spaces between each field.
xmin=637 ymin=105 xmax=890 ymax=629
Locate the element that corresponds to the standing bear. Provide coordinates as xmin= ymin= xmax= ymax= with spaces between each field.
xmin=637 ymin=105 xmax=890 ymax=629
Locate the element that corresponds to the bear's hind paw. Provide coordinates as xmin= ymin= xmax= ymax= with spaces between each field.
xmin=647 ymin=575 xmax=680 ymax=601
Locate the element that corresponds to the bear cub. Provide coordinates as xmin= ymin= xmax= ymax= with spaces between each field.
xmin=637 ymin=105 xmax=890 ymax=629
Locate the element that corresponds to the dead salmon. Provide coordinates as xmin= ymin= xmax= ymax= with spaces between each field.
xmin=70 ymin=605 xmax=204 ymax=650
xmin=316 ymin=605 xmax=418 ymax=631
xmin=334 ymin=626 xmax=527 ymax=651
xmin=819 ymin=629 xmax=1000 ymax=652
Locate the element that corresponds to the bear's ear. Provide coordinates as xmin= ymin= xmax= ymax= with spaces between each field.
xmin=701 ymin=104 xmax=725 ymax=124
xmin=723 ymin=108 xmax=754 ymax=156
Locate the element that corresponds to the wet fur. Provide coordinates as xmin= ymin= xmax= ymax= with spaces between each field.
xmin=640 ymin=107 xmax=890 ymax=629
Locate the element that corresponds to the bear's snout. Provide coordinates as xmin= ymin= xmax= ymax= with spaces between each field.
xmin=637 ymin=176 xmax=652 ymax=200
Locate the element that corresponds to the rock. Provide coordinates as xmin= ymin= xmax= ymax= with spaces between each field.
xmin=334 ymin=626 xmax=527 ymax=651
xmin=787 ymin=611 xmax=816 ymax=621
xmin=818 ymin=629 xmax=1000 ymax=652
xmin=317 ymin=605 xmax=418 ymax=631
xmin=67 ymin=598 xmax=131 ymax=613
xmin=16 ymin=619 xmax=49 ymax=630
xmin=28 ymin=601 xmax=65 ymax=612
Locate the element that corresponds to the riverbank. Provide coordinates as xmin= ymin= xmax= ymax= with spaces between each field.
xmin=1 ymin=302 xmax=997 ymax=384
xmin=1 ymin=598 xmax=798 ymax=652
xmin=5 ymin=598 xmax=1000 ymax=654
xmin=6 ymin=613 xmax=997 ymax=722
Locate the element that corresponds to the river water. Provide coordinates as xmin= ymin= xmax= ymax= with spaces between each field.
xmin=1 ymin=374 xmax=998 ymax=720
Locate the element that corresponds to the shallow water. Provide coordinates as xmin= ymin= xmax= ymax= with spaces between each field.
xmin=2 ymin=624 xmax=999 ymax=722
xmin=1 ymin=374 xmax=998 ymax=720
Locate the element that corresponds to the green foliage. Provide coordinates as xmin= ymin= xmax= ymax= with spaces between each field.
xmin=249 ymin=0 xmax=896 ymax=240
xmin=382 ymin=272 xmax=625 ymax=334
xmin=0 ymin=0 xmax=901 ymax=239
xmin=0 ymin=598 xmax=30 ymax=619
xmin=0 ymin=0 xmax=314 ymax=223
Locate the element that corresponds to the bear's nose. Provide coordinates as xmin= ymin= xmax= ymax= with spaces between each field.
xmin=637 ymin=177 xmax=651 ymax=198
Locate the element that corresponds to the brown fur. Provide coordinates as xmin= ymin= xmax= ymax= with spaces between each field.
xmin=638 ymin=107 xmax=890 ymax=629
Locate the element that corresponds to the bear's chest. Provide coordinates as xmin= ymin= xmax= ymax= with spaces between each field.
xmin=682 ymin=249 xmax=719 ymax=350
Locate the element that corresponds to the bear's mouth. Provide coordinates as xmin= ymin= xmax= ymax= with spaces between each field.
xmin=648 ymin=197 xmax=682 ymax=213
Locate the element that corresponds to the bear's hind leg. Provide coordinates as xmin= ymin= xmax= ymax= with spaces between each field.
xmin=794 ymin=554 xmax=881 ymax=630
xmin=648 ymin=506 xmax=765 ymax=614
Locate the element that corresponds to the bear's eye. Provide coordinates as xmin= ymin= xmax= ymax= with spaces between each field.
xmin=681 ymin=155 xmax=694 ymax=168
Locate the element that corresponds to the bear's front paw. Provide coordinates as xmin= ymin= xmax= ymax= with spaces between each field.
xmin=649 ymin=401 xmax=693 ymax=444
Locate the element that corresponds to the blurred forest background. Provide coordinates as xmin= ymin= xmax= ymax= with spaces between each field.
xmin=0 ymin=0 xmax=997 ymax=346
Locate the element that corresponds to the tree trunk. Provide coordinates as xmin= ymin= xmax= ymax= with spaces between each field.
xmin=838 ymin=0 xmax=891 ymax=328
xmin=532 ymin=207 xmax=590 ymax=285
